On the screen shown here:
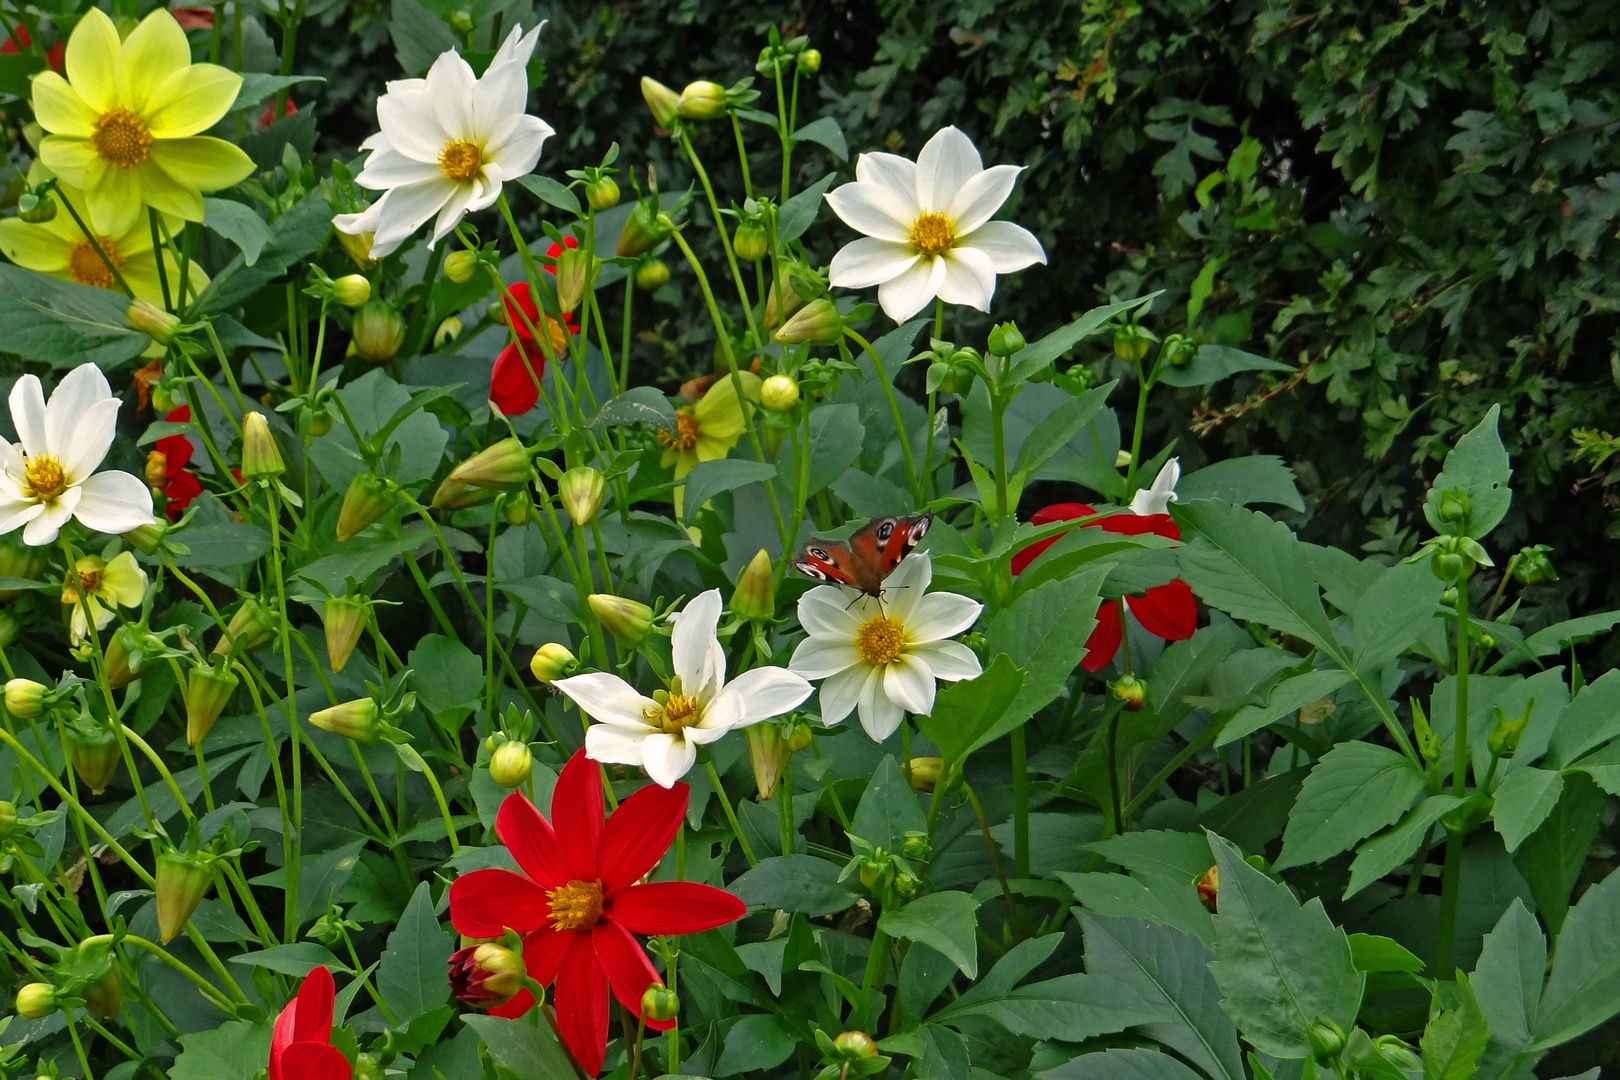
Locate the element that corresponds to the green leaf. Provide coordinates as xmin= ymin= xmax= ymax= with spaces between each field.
xmin=377 ymin=881 xmax=454 ymax=1024
xmin=1155 ymin=345 xmax=1293 ymax=388
xmin=1525 ymin=610 xmax=1620 ymax=658
xmin=1037 ymin=1048 xmax=1207 ymax=1080
xmin=915 ymin=654 xmax=1025 ymax=773
xmin=936 ymin=970 xmax=1163 ymax=1041
xmin=1512 ymin=773 xmax=1606 ymax=936
xmin=829 ymin=468 xmax=914 ymax=517
xmin=460 ymin=1014 xmax=576 ymax=1076
xmin=777 ymin=174 xmax=837 ymax=244
xmin=1532 ymin=863 xmax=1620 ymax=1049
xmin=1219 ymin=668 xmax=1352 ymax=748
xmin=879 ymin=891 xmax=981 ymax=978
xmin=1470 ymin=899 xmax=1544 ymax=1052
xmin=793 ymin=116 xmax=848 ymax=160
xmin=715 ymin=1013 xmax=796 ymax=1076
xmin=1546 ymin=668 xmax=1620 ymax=767
xmin=1013 ymin=382 xmax=1114 ymax=477
xmin=1083 ymin=829 xmax=1222 ymax=883
xmin=229 ymin=942 xmax=348 ymax=977
xmin=1347 ymin=933 xmax=1425 ymax=973
xmin=681 ymin=459 xmax=779 ymax=524
xmin=777 ymin=402 xmax=863 ymax=496
xmin=1350 ymin=558 xmax=1444 ymax=673
xmin=170 ymin=1020 xmax=272 ymax=1080
xmin=204 ymin=198 xmax=271 ymax=266
xmin=170 ymin=521 xmax=273 ymax=569
xmin=309 ymin=370 xmax=448 ymax=491
xmin=1008 ymin=295 xmax=1156 ymax=382
xmin=1273 ymin=742 xmax=1426 ymax=871
xmin=0 ymin=264 xmax=152 ymax=370
xmin=189 ymin=192 xmax=334 ymax=316
xmin=514 ymin=174 xmax=582 ymax=217
xmin=1423 ymin=978 xmax=1490 ymax=1080
xmin=850 ymin=756 xmax=927 ymax=853
xmin=1207 ymin=832 xmax=1364 ymax=1058
xmin=1345 ymin=795 xmax=1461 ymax=899
xmin=1080 ymin=913 xmax=1244 ymax=1080
xmin=231 ymin=73 xmax=324 ymax=111
xmin=588 ymin=385 xmax=677 ymax=435
xmin=1492 ymin=766 xmax=1564 ymax=853
xmin=1175 ymin=455 xmax=1304 ymax=511
xmin=979 ymin=567 xmax=1107 ymax=752
xmin=1424 ymin=404 xmax=1511 ymax=539
xmin=728 ymin=854 xmax=858 ymax=917
xmin=390 ymin=0 xmax=459 ymax=74
xmin=408 ymin=634 xmax=482 ymax=726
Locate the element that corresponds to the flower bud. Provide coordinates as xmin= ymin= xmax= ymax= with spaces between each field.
xmin=212 ymin=597 xmax=275 ymax=656
xmin=554 ymin=244 xmax=594 ymax=317
xmin=489 ymin=741 xmax=533 ymax=789
xmin=143 ymin=450 xmax=168 ymax=489
xmin=337 ymin=472 xmax=395 ymax=542
xmin=588 ymin=594 xmax=654 ymax=647
xmin=1375 ymin=1036 xmax=1421 ymax=1073
xmin=5 ymin=678 xmax=46 ymax=719
xmin=185 ymin=663 xmax=239 ymax=747
xmin=103 ymin=623 xmax=158 ymax=689
xmin=832 ymin=1031 xmax=879 ymax=1060
xmin=1429 ymin=535 xmax=1478 ymax=584
xmin=0 ymin=535 xmax=47 ymax=600
xmin=634 ymin=258 xmax=671 ymax=291
xmin=309 ymin=698 xmax=384 ymax=743
xmin=798 ymin=48 xmax=821 ymax=73
xmin=764 ymin=270 xmax=806 ymax=329
xmin=337 ymin=229 xmax=377 ymax=270
xmin=0 ymin=800 xmax=15 ymax=839
xmin=240 ymin=412 xmax=285 ymax=480
xmin=1436 ymin=487 xmax=1472 ymax=526
xmin=1413 ymin=702 xmax=1442 ymax=767
xmin=332 ymin=274 xmax=371 ymax=308
xmin=1112 ymin=325 xmax=1157 ymax=363
xmin=641 ymin=984 xmax=680 ymax=1022
xmin=1195 ymin=865 xmax=1219 ymax=913
xmin=431 ymin=475 xmax=499 ymax=512
xmin=443 ymin=249 xmax=478 ymax=284
xmin=1308 ymin=1017 xmax=1346 ymax=1060
xmin=760 ymin=374 xmax=800 ymax=413
xmin=901 ymin=830 xmax=930 ymax=861
xmin=586 ymin=177 xmax=621 ymax=211
xmin=1513 ymin=544 xmax=1556 ymax=586
xmin=126 ymin=299 xmax=181 ymax=344
xmin=0 ymin=610 xmax=18 ymax=648
xmin=784 ymin=721 xmax=813 ymax=753
xmin=987 ymin=322 xmax=1025 ymax=357
xmin=433 ymin=316 xmax=464 ymax=350
xmin=1488 ymin=708 xmax=1529 ymax=758
xmin=678 ymin=80 xmax=728 ymax=120
xmin=618 ymin=203 xmax=672 ymax=258
xmin=448 ymin=943 xmax=526 ymax=1008
xmin=1111 ymin=674 xmax=1148 ymax=711
xmin=774 ymin=297 xmax=842 ymax=346
xmin=82 ymin=968 xmax=122 ymax=1019
xmin=353 ymin=1053 xmax=386 ymax=1080
xmin=1114 ymin=449 xmax=1133 ymax=469
xmin=640 ymin=77 xmax=681 ymax=127
xmin=908 ymin=757 xmax=943 ymax=793
xmin=351 ymin=300 xmax=406 ymax=364
xmin=730 ymin=548 xmax=776 ymax=621
xmin=16 ymin=191 xmax=56 ymax=222
xmin=504 ymin=494 xmax=532 ymax=525
xmin=559 ymin=466 xmax=606 ymax=525
xmin=448 ymin=436 xmax=531 ymax=490
xmin=529 ymin=642 xmax=578 ymax=684
xmin=322 ymin=597 xmax=367 ymax=674
xmin=14 ymin=982 xmax=56 ymax=1019
xmin=155 ymin=850 xmax=214 ymax=943
xmin=745 ymin=724 xmax=789 ymax=800
xmin=733 ymin=223 xmax=767 ymax=261
xmin=1162 ymin=334 xmax=1197 ymax=367
xmin=64 ymin=722 xmax=121 ymax=794
xmin=121 ymin=521 xmax=166 ymax=557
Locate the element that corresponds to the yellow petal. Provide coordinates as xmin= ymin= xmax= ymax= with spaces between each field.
xmin=99 ymin=552 xmax=148 ymax=608
xmin=119 ymin=254 xmax=166 ymax=306
xmin=126 ymin=159 xmax=204 ymax=223
xmin=671 ymin=450 xmax=699 ymax=479
xmin=82 ymin=161 xmax=143 ymax=235
xmin=0 ymin=219 xmax=71 ymax=273
xmin=115 ymin=10 xmax=191 ymax=113
xmin=144 ymin=64 xmax=243 ymax=139
xmin=64 ymin=7 xmax=121 ymax=114
xmin=695 ymin=435 xmax=737 ymax=461
xmin=31 ymin=72 xmax=97 ymax=138
xmin=37 ymin=133 xmax=99 ymax=190
xmin=149 ymin=136 xmax=255 ymax=198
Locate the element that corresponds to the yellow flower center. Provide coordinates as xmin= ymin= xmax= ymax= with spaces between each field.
xmin=67 ymin=238 xmax=124 ymax=290
xmin=439 ymin=140 xmax=483 ymax=183
xmin=22 ymin=453 xmax=66 ymax=501
xmin=855 ymin=615 xmax=907 ymax=666
xmin=92 ymin=108 xmax=154 ymax=169
xmin=908 ymin=212 xmax=956 ymax=256
xmin=546 ymin=879 xmax=604 ymax=932
xmin=644 ymin=692 xmax=703 ymax=735
xmin=656 ymin=410 xmax=701 ymax=452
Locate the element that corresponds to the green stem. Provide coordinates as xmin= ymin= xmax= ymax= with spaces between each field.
xmin=858 ymin=928 xmax=890 ymax=1031
xmin=678 ymin=129 xmax=760 ymax=346
xmin=845 ymin=328 xmax=921 ymax=503
xmin=1433 ymin=576 xmax=1472 ymax=975
xmin=704 ymin=760 xmax=756 ymax=866
xmin=1010 ymin=725 xmax=1030 ymax=879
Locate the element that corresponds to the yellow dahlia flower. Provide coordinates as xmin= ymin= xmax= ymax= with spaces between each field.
xmin=32 ymin=8 xmax=254 ymax=236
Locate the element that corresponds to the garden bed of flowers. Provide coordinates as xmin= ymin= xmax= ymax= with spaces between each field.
xmin=0 ymin=5 xmax=1615 ymax=1080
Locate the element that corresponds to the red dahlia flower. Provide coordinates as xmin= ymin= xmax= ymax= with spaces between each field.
xmin=448 ymin=749 xmax=746 ymax=1076
xmin=1 ymin=25 xmax=63 ymax=71
xmin=268 ymin=966 xmax=348 ymax=1080
xmin=151 ymin=407 xmax=202 ymax=519
xmin=489 ymin=281 xmax=578 ymax=416
xmin=1011 ymin=487 xmax=1196 ymax=672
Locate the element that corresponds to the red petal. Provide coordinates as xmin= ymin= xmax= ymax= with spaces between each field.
xmin=156 ymin=434 xmax=194 ymax=472
xmin=448 ymin=869 xmax=551 ymax=938
xmin=280 ymin=1043 xmax=350 ymax=1080
xmin=502 ymin=283 xmax=540 ymax=339
xmin=488 ymin=987 xmax=535 ymax=1018
xmin=593 ymin=920 xmax=674 ymax=1031
xmin=271 ymin=967 xmax=333 ymax=1080
xmin=1012 ymin=503 xmax=1098 ymax=575
xmin=605 ymin=881 xmax=747 ymax=936
xmin=1080 ymin=604 xmax=1123 ymax=673
xmin=1128 ymin=580 xmax=1197 ymax=642
xmin=554 ymin=933 xmax=609 ymax=1078
xmin=551 ymin=749 xmax=603 ymax=881
xmin=164 ymin=406 xmax=192 ymax=423
xmin=1097 ymin=512 xmax=1180 ymax=539
xmin=496 ymin=791 xmax=569 ymax=888
xmin=598 ymin=780 xmax=686 ymax=891
xmin=490 ymin=340 xmax=544 ymax=416
xmin=165 ymin=471 xmax=202 ymax=518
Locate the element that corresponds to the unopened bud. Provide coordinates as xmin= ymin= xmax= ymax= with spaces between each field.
xmin=337 ymin=229 xmax=376 ymax=270
xmin=1513 ymin=544 xmax=1556 ymax=586
xmin=82 ymin=967 xmax=122 ymax=1019
xmin=761 ymin=374 xmax=800 ymax=412
xmin=832 ymin=1031 xmax=879 ymax=1060
xmin=449 ymin=436 xmax=531 ymax=490
xmin=733 ymin=223 xmax=767 ymax=261
xmin=322 ymin=597 xmax=367 ymax=674
xmin=529 ymin=642 xmax=578 ymax=684
xmin=240 ymin=412 xmax=285 ymax=480
xmin=588 ymin=594 xmax=654 ymax=647
xmin=16 ymin=191 xmax=56 ymax=223
xmin=1488 ymin=707 xmax=1530 ymax=758
xmin=126 ymin=299 xmax=181 ymax=344
xmin=586 ymin=176 xmax=621 ymax=211
xmin=1111 ymin=674 xmax=1148 ymax=711
xmin=489 ymin=741 xmax=533 ymax=789
xmin=784 ymin=721 xmax=813 ymax=753
xmin=0 ymin=800 xmax=15 ymax=840
xmin=431 ymin=475 xmax=499 ymax=512
xmin=332 ymin=274 xmax=371 ymax=308
xmin=798 ymin=48 xmax=821 ymax=73
xmin=14 ymin=983 xmax=55 ymax=1019
xmin=1413 ymin=702 xmax=1442 ymax=767
xmin=64 ymin=721 xmax=121 ymax=794
xmin=908 ymin=757 xmax=944 ymax=793
xmin=1308 ymin=1018 xmax=1346 ymax=1060
xmin=103 ymin=623 xmax=157 ymax=689
xmin=745 ymin=724 xmax=789 ymax=800
xmin=443 ymin=249 xmax=478 ymax=284
xmin=1436 ymin=487 xmax=1472 ymax=527
xmin=554 ymin=244 xmax=594 ymax=317
xmin=764 ymin=270 xmax=806 ymax=328
xmin=618 ymin=203 xmax=672 ymax=258
xmin=640 ymin=77 xmax=681 ymax=128
xmin=449 ymin=943 xmax=526 ymax=1007
xmin=731 ymin=548 xmax=776 ymax=620
xmin=634 ymin=257 xmax=671 ymax=291
xmin=155 ymin=850 xmax=214 ymax=943
xmin=559 ymin=466 xmax=606 ymax=525
xmin=351 ymin=300 xmax=406 ymax=364
xmin=449 ymin=9 xmax=473 ymax=33
xmin=213 ymin=597 xmax=275 ymax=656
xmin=1162 ymin=334 xmax=1197 ymax=367
xmin=1113 ymin=325 xmax=1157 ymax=363
xmin=309 ymin=698 xmax=384 ymax=743
xmin=987 ymin=322 xmax=1025 ymax=357
xmin=1195 ymin=865 xmax=1219 ymax=912
xmin=5 ymin=678 xmax=46 ymax=719
xmin=433 ymin=316 xmax=464 ymax=350
xmin=1375 ymin=1036 xmax=1421 ymax=1073
xmin=678 ymin=80 xmax=728 ymax=120
xmin=774 ymin=297 xmax=842 ymax=345
xmin=185 ymin=663 xmax=239 ymax=747
xmin=641 ymin=984 xmax=680 ymax=1022
xmin=337 ymin=472 xmax=394 ymax=542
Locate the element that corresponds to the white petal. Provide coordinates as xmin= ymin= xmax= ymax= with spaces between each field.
xmin=426 ymin=49 xmax=478 ymax=139
xmin=946 ymin=164 xmax=1021 ymax=235
xmin=353 ymin=145 xmax=443 ymax=189
xmin=22 ymin=488 xmax=79 ymax=546
xmin=818 ymin=664 xmax=868 ymax=725
xmin=828 ymin=237 xmax=920 ymax=290
xmin=554 ymin=671 xmax=659 ymax=728
xmin=855 ymin=152 xmax=920 ymax=214
xmin=905 ymin=591 xmax=983 ymax=643
xmin=956 ymin=220 xmax=1047 ymax=273
xmin=471 ymin=55 xmax=528 ymax=142
xmin=367 ymin=178 xmax=456 ymax=251
xmin=876 ymin=255 xmax=947 ymax=322
xmin=883 ymin=654 xmax=936 ymax=715
xmin=789 ymin=636 xmax=862 ymax=681
xmin=72 ymin=470 xmax=156 ymax=535
xmin=857 ymin=666 xmax=905 ymax=741
xmin=908 ymin=639 xmax=982 ymax=682
xmin=1130 ymin=458 xmax=1181 ymax=516
xmin=484 ymin=114 xmax=553 ymax=181
xmin=915 ymin=126 xmax=983 ymax=213
xmin=640 ymin=732 xmax=698 ymax=788
xmin=490 ymin=22 xmax=544 ymax=71
xmin=875 ymin=552 xmax=934 ymax=625
xmin=429 ymin=182 xmax=476 ymax=248
xmin=797 ymin=587 xmax=863 ymax=638
xmin=0 ymin=500 xmax=44 ymax=538
xmin=670 ymin=589 xmax=726 ymax=700
xmin=586 ymin=723 xmax=647 ymax=767
xmin=825 ymin=181 xmax=915 ymax=242
xmin=9 ymin=375 xmax=47 ymax=455
xmin=56 ymin=397 xmax=120 ymax=484
xmin=333 ymin=202 xmax=383 ymax=238
xmin=704 ymin=666 xmax=813 ymax=730
xmin=937 ymin=245 xmax=997 ymax=312
xmin=377 ymin=90 xmax=453 ymax=164
xmin=43 ymin=364 xmax=113 ymax=469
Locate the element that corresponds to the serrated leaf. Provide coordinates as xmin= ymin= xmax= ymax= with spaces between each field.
xmin=1345 ymin=794 xmax=1461 ymax=899
xmin=588 ymin=385 xmax=677 ymax=435
xmin=170 ymin=1020 xmax=272 ymax=1080
xmin=851 ymin=756 xmax=927 ymax=853
xmin=1274 ymin=741 xmax=1425 ymax=870
xmin=1423 ymin=978 xmax=1490 ymax=1080
xmin=1350 ymin=557 xmax=1444 ymax=673
xmin=378 ymin=881 xmax=454 ymax=1024
xmin=879 ymin=891 xmax=980 ymax=978
xmin=715 ymin=1013 xmax=796 ymax=1076
xmin=915 ymin=654 xmax=1025 ymax=773
xmin=1175 ymin=455 xmax=1304 ymax=511
xmin=0 ymin=264 xmax=152 ymax=369
xmin=1532 ymin=864 xmax=1620 ymax=1049
xmin=1470 ymin=899 xmax=1544 ymax=1051
xmin=229 ymin=942 xmax=348 ymax=976
xmin=1425 ymin=405 xmax=1511 ymax=539
xmin=1037 ymin=1047 xmax=1208 ymax=1080
xmin=389 ymin=0 xmax=458 ymax=74
xmin=1008 ymin=295 xmax=1156 ymax=382
xmin=170 ymin=521 xmax=273 ymax=569
xmin=1492 ymin=766 xmax=1564 ymax=853
xmin=1155 ymin=345 xmax=1294 ymax=387
xmin=978 ymin=567 xmax=1107 ymax=752
xmin=1219 ymin=668 xmax=1352 ymax=748
xmin=937 ymin=970 xmax=1165 ymax=1042
xmin=460 ymin=1014 xmax=576 ymax=1077
xmin=1013 ymin=382 xmax=1113 ymax=477
xmin=728 ymin=854 xmax=858 ymax=917
xmin=777 ymin=402 xmax=863 ymax=496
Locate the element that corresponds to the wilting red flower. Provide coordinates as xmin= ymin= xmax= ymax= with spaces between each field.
xmin=448 ymin=749 xmax=747 ymax=1076
xmin=171 ymin=7 xmax=215 ymax=29
xmin=489 ymin=282 xmax=578 ymax=416
xmin=259 ymin=96 xmax=297 ymax=129
xmin=150 ymin=407 xmax=202 ymax=518
xmin=1011 ymin=502 xmax=1196 ymax=671
xmin=1 ymin=25 xmax=63 ymax=70
xmin=268 ymin=967 xmax=348 ymax=1080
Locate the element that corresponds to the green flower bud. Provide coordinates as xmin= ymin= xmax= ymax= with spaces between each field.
xmin=448 ymin=436 xmax=531 ymax=490
xmin=351 ymin=300 xmax=406 ymax=364
xmin=337 ymin=471 xmax=395 ymax=542
xmin=119 ymin=522 xmax=163 ymax=557
xmin=745 ymin=723 xmax=789 ymax=800
xmin=559 ymin=466 xmax=607 ymax=526
xmin=213 ymin=597 xmax=275 ymax=656
xmin=731 ymin=548 xmax=776 ymax=620
xmin=529 ymin=642 xmax=578 ymax=684
xmin=900 ymin=830 xmax=930 ymax=861
xmin=1412 ymin=701 xmax=1442 ymax=767
xmin=733 ymin=223 xmax=768 ymax=261
xmin=16 ymin=191 xmax=57 ymax=223
xmin=1162 ymin=333 xmax=1197 ymax=367
xmin=449 ymin=9 xmax=473 ymax=33
xmin=641 ymin=984 xmax=680 ymax=1021
xmin=64 ymin=720 xmax=121 ymax=795
xmin=1488 ymin=706 xmax=1530 ymax=758
xmin=987 ymin=322 xmax=1025 ymax=357
xmin=1111 ymin=674 xmax=1149 ymax=711
xmin=554 ymin=244 xmax=594 ymax=317
xmin=588 ymin=594 xmax=654 ymax=647
xmin=908 ymin=757 xmax=943 ymax=793
xmin=433 ymin=315 xmax=464 ymax=350
xmin=322 ymin=596 xmax=367 ymax=674
xmin=103 ymin=623 xmax=159 ymax=689
xmin=5 ymin=678 xmax=46 ymax=719
xmin=774 ymin=297 xmax=842 ymax=345
xmin=1113 ymin=325 xmax=1157 ymax=363
xmin=586 ymin=176 xmax=621 ymax=211
xmin=1436 ymin=487 xmax=1472 ymax=527
xmin=82 ymin=967 xmax=122 ymax=1019
xmin=784 ymin=721 xmax=813 ymax=753
xmin=489 ymin=741 xmax=533 ymax=789
xmin=240 ymin=412 xmax=285 ymax=480
xmin=155 ymin=850 xmax=214 ymax=943
xmin=1513 ymin=544 xmax=1556 ymax=586
xmin=430 ymin=475 xmax=499 ymax=512
xmin=443 ymin=249 xmax=478 ymax=284
xmin=634 ymin=257 xmax=671 ymax=291
xmin=185 ymin=662 xmax=239 ymax=748
xmin=677 ymin=80 xmax=728 ymax=120
xmin=832 ymin=1031 xmax=879 ymax=1060
xmin=14 ymin=982 xmax=56 ymax=1019
xmin=337 ymin=229 xmax=376 ymax=270
xmin=640 ymin=77 xmax=681 ymax=128
xmin=761 ymin=374 xmax=800 ymax=412
xmin=308 ymin=404 xmax=335 ymax=436
xmin=1308 ymin=1017 xmax=1346 ymax=1060
xmin=449 ymin=943 xmax=526 ymax=1007
xmin=618 ymin=202 xmax=672 ymax=258
xmin=764 ymin=269 xmax=806 ymax=328
xmin=1430 ymin=535 xmax=1478 ymax=584
xmin=126 ymin=299 xmax=181 ymax=344
xmin=332 ymin=274 xmax=371 ymax=308
xmin=0 ymin=800 xmax=16 ymax=839
xmin=309 ymin=698 xmax=384 ymax=743
xmin=1375 ymin=1036 xmax=1421 ymax=1073
xmin=798 ymin=48 xmax=821 ymax=73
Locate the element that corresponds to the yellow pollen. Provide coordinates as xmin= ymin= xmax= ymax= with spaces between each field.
xmin=22 ymin=454 xmax=66 ymax=501
xmin=908 ymin=212 xmax=956 ymax=256
xmin=67 ymin=238 xmax=124 ymax=290
xmin=644 ymin=693 xmax=703 ymax=735
xmin=546 ymin=879 xmax=604 ymax=932
xmin=144 ymin=451 xmax=169 ymax=488
xmin=92 ymin=108 xmax=154 ymax=169
xmin=855 ymin=616 xmax=907 ymax=666
xmin=439 ymin=140 xmax=483 ymax=183
xmin=656 ymin=411 xmax=701 ymax=452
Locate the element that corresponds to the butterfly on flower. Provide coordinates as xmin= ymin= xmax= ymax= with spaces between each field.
xmin=792 ymin=513 xmax=933 ymax=600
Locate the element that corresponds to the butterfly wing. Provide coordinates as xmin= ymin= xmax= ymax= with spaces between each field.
xmin=793 ymin=540 xmax=860 ymax=588
xmin=794 ymin=513 xmax=935 ymax=597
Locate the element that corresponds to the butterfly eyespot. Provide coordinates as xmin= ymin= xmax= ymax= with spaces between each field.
xmin=876 ymin=522 xmax=895 ymax=541
xmin=906 ymin=517 xmax=931 ymax=545
xmin=807 ymin=547 xmax=831 ymax=561
xmin=794 ymin=563 xmax=827 ymax=581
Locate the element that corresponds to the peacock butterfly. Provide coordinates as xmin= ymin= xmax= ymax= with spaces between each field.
xmin=793 ymin=513 xmax=933 ymax=599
